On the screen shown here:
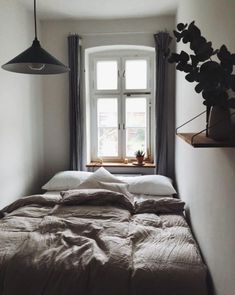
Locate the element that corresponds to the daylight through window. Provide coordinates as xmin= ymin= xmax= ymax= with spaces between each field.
xmin=88 ymin=49 xmax=154 ymax=161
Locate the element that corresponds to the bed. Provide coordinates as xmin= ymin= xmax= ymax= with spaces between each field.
xmin=0 ymin=170 xmax=208 ymax=295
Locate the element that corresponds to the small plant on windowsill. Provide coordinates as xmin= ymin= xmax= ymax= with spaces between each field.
xmin=135 ymin=150 xmax=145 ymax=165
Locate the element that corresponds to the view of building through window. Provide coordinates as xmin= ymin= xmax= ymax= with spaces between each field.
xmin=97 ymin=98 xmax=118 ymax=157
xmin=125 ymin=98 xmax=147 ymax=157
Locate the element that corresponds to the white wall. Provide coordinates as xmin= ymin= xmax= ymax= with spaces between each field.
xmin=175 ymin=1 xmax=235 ymax=294
xmin=0 ymin=0 xmax=44 ymax=208
xmin=41 ymin=16 xmax=175 ymax=179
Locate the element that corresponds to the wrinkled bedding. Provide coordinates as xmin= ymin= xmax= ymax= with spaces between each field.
xmin=0 ymin=190 xmax=208 ymax=295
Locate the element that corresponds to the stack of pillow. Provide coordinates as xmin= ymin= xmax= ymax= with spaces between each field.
xmin=42 ymin=167 xmax=177 ymax=197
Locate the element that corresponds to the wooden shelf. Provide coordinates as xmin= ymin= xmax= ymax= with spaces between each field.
xmin=86 ymin=162 xmax=156 ymax=168
xmin=177 ymin=133 xmax=235 ymax=148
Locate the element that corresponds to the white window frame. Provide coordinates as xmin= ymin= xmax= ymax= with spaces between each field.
xmin=94 ymin=57 xmax=121 ymax=94
xmin=88 ymin=49 xmax=155 ymax=162
xmin=123 ymin=94 xmax=151 ymax=158
xmin=91 ymin=95 xmax=122 ymax=161
xmin=123 ymin=56 xmax=151 ymax=93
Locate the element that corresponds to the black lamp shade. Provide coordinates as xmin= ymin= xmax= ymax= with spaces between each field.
xmin=2 ymin=39 xmax=69 ymax=75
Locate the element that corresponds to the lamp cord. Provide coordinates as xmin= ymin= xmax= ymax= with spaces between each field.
xmin=34 ymin=0 xmax=37 ymax=39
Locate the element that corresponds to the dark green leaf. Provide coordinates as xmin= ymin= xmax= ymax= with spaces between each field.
xmin=218 ymin=45 xmax=230 ymax=60
xmin=190 ymin=55 xmax=199 ymax=66
xmin=185 ymin=73 xmax=195 ymax=82
xmin=190 ymin=36 xmax=206 ymax=52
xmin=173 ymin=30 xmax=183 ymax=42
xmin=195 ymin=41 xmax=214 ymax=61
xmin=180 ymin=51 xmax=190 ymax=62
xmin=195 ymin=83 xmax=204 ymax=93
xmin=183 ymin=64 xmax=194 ymax=73
xmin=176 ymin=62 xmax=187 ymax=71
xmin=177 ymin=23 xmax=188 ymax=31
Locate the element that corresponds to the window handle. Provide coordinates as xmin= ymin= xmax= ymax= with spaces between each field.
xmin=118 ymin=70 xmax=120 ymax=77
xmin=124 ymin=92 xmax=151 ymax=96
xmin=123 ymin=123 xmax=125 ymax=130
xmin=122 ymin=70 xmax=125 ymax=78
xmin=118 ymin=123 xmax=121 ymax=130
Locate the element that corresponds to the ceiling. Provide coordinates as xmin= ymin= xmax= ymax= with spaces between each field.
xmin=18 ymin=0 xmax=178 ymax=20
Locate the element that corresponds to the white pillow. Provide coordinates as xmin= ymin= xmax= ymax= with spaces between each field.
xmin=42 ymin=171 xmax=93 ymax=191
xmin=77 ymin=180 xmax=133 ymax=201
xmin=82 ymin=167 xmax=124 ymax=184
xmin=118 ymin=175 xmax=176 ymax=195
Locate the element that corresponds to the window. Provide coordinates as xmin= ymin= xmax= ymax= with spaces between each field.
xmin=88 ymin=49 xmax=154 ymax=161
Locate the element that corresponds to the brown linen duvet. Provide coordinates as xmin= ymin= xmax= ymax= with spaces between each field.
xmin=0 ymin=189 xmax=208 ymax=295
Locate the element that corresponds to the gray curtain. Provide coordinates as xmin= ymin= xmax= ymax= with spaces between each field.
xmin=68 ymin=34 xmax=83 ymax=170
xmin=154 ymin=31 xmax=174 ymax=179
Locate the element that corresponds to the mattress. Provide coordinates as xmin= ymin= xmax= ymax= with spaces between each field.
xmin=0 ymin=190 xmax=208 ymax=295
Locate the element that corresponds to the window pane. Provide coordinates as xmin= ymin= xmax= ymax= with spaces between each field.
xmin=125 ymin=59 xmax=147 ymax=90
xmin=126 ymin=98 xmax=146 ymax=127
xmin=125 ymin=98 xmax=147 ymax=157
xmin=98 ymin=128 xmax=118 ymax=157
xmin=97 ymin=98 xmax=118 ymax=157
xmin=126 ymin=128 xmax=146 ymax=157
xmin=96 ymin=61 xmax=118 ymax=90
xmin=97 ymin=99 xmax=117 ymax=127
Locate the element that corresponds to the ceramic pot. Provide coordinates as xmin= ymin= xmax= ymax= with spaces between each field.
xmin=208 ymin=106 xmax=232 ymax=141
xmin=136 ymin=156 xmax=144 ymax=164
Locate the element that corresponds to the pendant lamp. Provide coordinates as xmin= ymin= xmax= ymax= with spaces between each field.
xmin=2 ymin=0 xmax=69 ymax=75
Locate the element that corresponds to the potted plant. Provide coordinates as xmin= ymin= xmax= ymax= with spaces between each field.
xmin=135 ymin=150 xmax=145 ymax=165
xmin=168 ymin=21 xmax=235 ymax=141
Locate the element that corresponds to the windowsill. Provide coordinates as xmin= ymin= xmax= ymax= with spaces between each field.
xmin=86 ymin=161 xmax=155 ymax=168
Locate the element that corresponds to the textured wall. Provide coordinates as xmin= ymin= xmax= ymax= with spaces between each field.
xmin=41 ymin=16 xmax=175 ymax=179
xmin=0 ymin=0 xmax=44 ymax=208
xmin=175 ymin=1 xmax=235 ymax=294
